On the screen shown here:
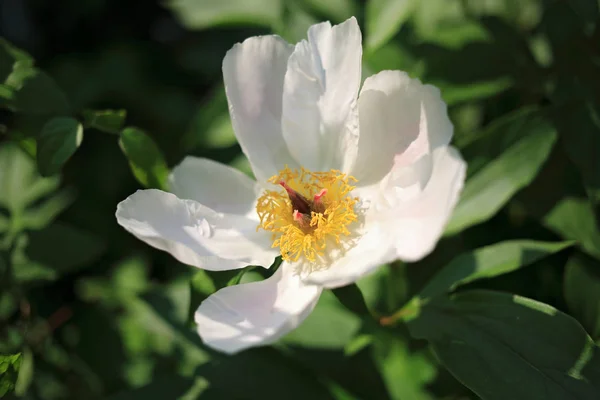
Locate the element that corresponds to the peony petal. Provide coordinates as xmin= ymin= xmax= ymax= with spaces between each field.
xmin=281 ymin=17 xmax=361 ymax=172
xmin=302 ymin=223 xmax=397 ymax=289
xmin=304 ymin=146 xmax=465 ymax=288
xmin=384 ymin=146 xmax=466 ymax=261
xmin=116 ymin=189 xmax=277 ymax=271
xmin=195 ymin=264 xmax=321 ymax=353
xmin=353 ymin=70 xmax=453 ymax=186
xmin=169 ymin=156 xmax=259 ymax=217
xmin=223 ymin=35 xmax=297 ymax=183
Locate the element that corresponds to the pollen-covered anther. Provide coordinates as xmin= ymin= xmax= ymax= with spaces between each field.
xmin=256 ymin=167 xmax=359 ymax=269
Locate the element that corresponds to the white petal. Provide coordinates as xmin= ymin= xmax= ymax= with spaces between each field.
xmin=353 ymin=70 xmax=453 ymax=186
xmin=195 ymin=264 xmax=322 ymax=354
xmin=303 ymin=223 xmax=397 ymax=289
xmin=223 ymin=35 xmax=297 ymax=183
xmin=116 ymin=189 xmax=277 ymax=271
xmin=304 ymin=146 xmax=465 ymax=288
xmin=281 ymin=17 xmax=362 ymax=172
xmin=384 ymin=146 xmax=466 ymax=261
xmin=169 ymin=156 xmax=258 ymax=217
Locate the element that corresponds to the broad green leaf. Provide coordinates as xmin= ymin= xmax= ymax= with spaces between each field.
xmin=14 ymin=348 xmax=33 ymax=396
xmin=9 ymin=68 xmax=70 ymax=115
xmin=12 ymin=223 xmax=105 ymax=282
xmin=36 ymin=117 xmax=83 ymax=176
xmin=366 ymin=0 xmax=417 ymax=51
xmin=82 ymin=109 xmax=126 ymax=134
xmin=419 ymin=240 xmax=574 ymax=299
xmin=0 ymin=143 xmax=60 ymax=216
xmin=438 ymin=77 xmax=513 ymax=106
xmin=565 ymin=253 xmax=600 ymax=339
xmin=300 ymin=0 xmax=357 ymax=22
xmin=165 ymin=0 xmax=282 ymax=30
xmin=119 ymin=127 xmax=169 ymax=190
xmin=554 ymin=100 xmax=600 ymax=205
xmin=544 ymin=197 xmax=600 ymax=260
xmin=25 ymin=223 xmax=105 ymax=275
xmin=275 ymin=0 xmax=319 ymax=43
xmin=411 ymin=0 xmax=489 ymax=48
xmin=408 ymin=290 xmax=600 ymax=400
xmin=203 ymin=113 xmax=236 ymax=149
xmin=0 ymin=38 xmax=33 ymax=65
xmin=20 ymin=188 xmax=76 ymax=230
xmin=0 ymin=353 xmax=21 ymax=397
xmin=446 ymin=112 xmax=557 ymax=235
xmin=332 ymin=283 xmax=371 ymax=317
xmin=372 ymin=338 xmax=436 ymax=400
xmin=282 ymin=290 xmax=360 ymax=349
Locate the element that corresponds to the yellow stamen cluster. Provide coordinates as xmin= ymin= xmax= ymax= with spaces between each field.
xmin=256 ymin=167 xmax=359 ymax=268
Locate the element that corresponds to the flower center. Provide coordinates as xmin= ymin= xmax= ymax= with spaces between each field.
xmin=256 ymin=167 xmax=359 ymax=269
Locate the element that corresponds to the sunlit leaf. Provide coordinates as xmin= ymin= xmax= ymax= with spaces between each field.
xmin=372 ymin=338 xmax=436 ymax=400
xmin=408 ymin=290 xmax=600 ymax=400
xmin=544 ymin=197 xmax=600 ymax=260
xmin=82 ymin=109 xmax=127 ymax=134
xmin=0 ymin=143 xmax=60 ymax=216
xmin=14 ymin=348 xmax=33 ymax=396
xmin=36 ymin=117 xmax=83 ymax=176
xmin=446 ymin=111 xmax=557 ymax=235
xmin=119 ymin=127 xmax=169 ymax=190
xmin=282 ymin=291 xmax=360 ymax=349
xmin=300 ymin=0 xmax=357 ymax=22
xmin=419 ymin=240 xmax=574 ymax=299
xmin=366 ymin=0 xmax=417 ymax=52
xmin=166 ymin=0 xmax=282 ymax=30
xmin=0 ymin=353 xmax=21 ymax=397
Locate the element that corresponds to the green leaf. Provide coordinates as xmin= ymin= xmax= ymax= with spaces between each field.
xmin=20 ymin=188 xmax=76 ymax=230
xmin=446 ymin=111 xmax=557 ymax=235
xmin=14 ymin=348 xmax=33 ymax=396
xmin=366 ymin=0 xmax=417 ymax=52
xmin=565 ymin=253 xmax=600 ymax=339
xmin=331 ymin=283 xmax=371 ymax=317
xmin=438 ymin=77 xmax=513 ymax=106
xmin=165 ymin=0 xmax=282 ymax=30
xmin=119 ymin=127 xmax=169 ymax=190
xmin=0 ymin=353 xmax=21 ymax=397
xmin=372 ymin=338 xmax=436 ymax=400
xmin=282 ymin=290 xmax=361 ymax=349
xmin=419 ymin=240 xmax=574 ymax=299
xmin=299 ymin=0 xmax=357 ymax=22
xmin=554 ymin=100 xmax=600 ymax=205
xmin=9 ymin=68 xmax=70 ymax=115
xmin=544 ymin=197 xmax=600 ymax=260
xmin=82 ymin=109 xmax=127 ymax=134
xmin=408 ymin=290 xmax=600 ymax=400
xmin=13 ymin=223 xmax=105 ymax=282
xmin=0 ymin=143 xmax=60 ymax=216
xmin=36 ymin=117 xmax=83 ymax=176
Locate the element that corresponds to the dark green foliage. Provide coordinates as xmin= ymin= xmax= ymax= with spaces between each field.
xmin=1 ymin=0 xmax=599 ymax=399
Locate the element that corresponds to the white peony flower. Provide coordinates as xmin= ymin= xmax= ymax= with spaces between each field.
xmin=116 ymin=17 xmax=466 ymax=354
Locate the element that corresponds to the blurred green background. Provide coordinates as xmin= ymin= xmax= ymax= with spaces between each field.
xmin=1 ymin=0 xmax=600 ymax=399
